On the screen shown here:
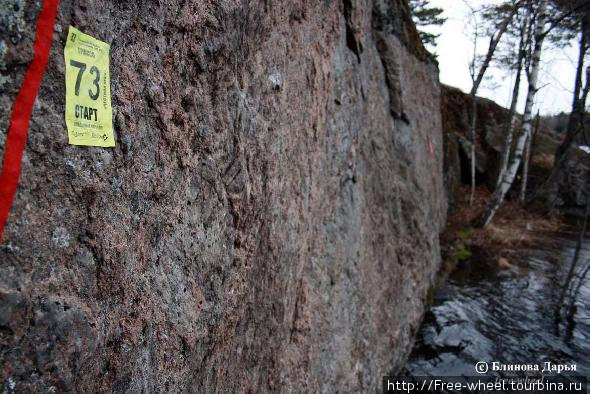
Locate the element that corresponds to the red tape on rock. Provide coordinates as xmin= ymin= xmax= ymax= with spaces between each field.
xmin=0 ymin=0 xmax=59 ymax=241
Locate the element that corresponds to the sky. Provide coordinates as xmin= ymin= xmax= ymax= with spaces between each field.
xmin=424 ymin=0 xmax=582 ymax=115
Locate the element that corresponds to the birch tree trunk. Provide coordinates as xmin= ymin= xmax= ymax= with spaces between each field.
xmin=468 ymin=4 xmax=519 ymax=205
xmin=478 ymin=0 xmax=546 ymax=227
xmin=469 ymin=94 xmax=477 ymax=206
xmin=520 ymin=112 xmax=540 ymax=202
xmin=496 ymin=11 xmax=530 ymax=187
xmin=520 ymin=134 xmax=532 ymax=202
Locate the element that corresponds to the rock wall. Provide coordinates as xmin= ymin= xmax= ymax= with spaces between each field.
xmin=554 ymin=149 xmax=590 ymax=217
xmin=441 ymin=85 xmax=513 ymax=199
xmin=440 ymin=85 xmax=568 ymax=211
xmin=1 ymin=0 xmax=445 ymax=391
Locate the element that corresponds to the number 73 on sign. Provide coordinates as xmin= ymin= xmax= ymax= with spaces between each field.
xmin=64 ymin=26 xmax=114 ymax=147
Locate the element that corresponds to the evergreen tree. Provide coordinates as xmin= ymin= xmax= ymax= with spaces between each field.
xmin=408 ymin=0 xmax=446 ymax=47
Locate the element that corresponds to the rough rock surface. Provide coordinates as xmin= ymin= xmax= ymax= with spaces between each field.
xmin=1 ymin=0 xmax=445 ymax=391
xmin=555 ymin=149 xmax=590 ymax=217
xmin=441 ymin=85 xmax=512 ymax=196
xmin=440 ymin=85 xmax=570 ymax=212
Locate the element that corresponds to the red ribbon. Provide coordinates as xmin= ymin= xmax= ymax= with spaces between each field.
xmin=0 ymin=0 xmax=59 ymax=241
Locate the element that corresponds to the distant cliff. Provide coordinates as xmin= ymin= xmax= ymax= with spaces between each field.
xmin=0 ymin=0 xmax=446 ymax=391
xmin=441 ymin=85 xmax=513 ymax=207
xmin=440 ymin=84 xmax=567 ymax=211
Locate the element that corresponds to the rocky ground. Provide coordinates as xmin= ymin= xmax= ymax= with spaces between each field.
xmin=440 ymin=184 xmax=572 ymax=277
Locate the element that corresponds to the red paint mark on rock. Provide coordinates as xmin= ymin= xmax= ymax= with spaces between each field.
xmin=0 ymin=0 xmax=59 ymax=241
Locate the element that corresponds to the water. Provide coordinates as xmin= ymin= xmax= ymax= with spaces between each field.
xmin=404 ymin=237 xmax=590 ymax=378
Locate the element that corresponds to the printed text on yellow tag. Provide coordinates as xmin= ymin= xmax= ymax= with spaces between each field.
xmin=64 ymin=26 xmax=114 ymax=147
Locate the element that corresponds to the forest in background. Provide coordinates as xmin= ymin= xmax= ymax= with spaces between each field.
xmin=410 ymin=0 xmax=590 ymax=337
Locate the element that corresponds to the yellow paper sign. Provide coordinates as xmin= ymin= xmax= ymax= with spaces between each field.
xmin=64 ymin=26 xmax=114 ymax=147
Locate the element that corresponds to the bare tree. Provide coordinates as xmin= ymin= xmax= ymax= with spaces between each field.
xmin=520 ymin=111 xmax=540 ymax=201
xmin=555 ymin=188 xmax=589 ymax=334
xmin=530 ymin=1 xmax=590 ymax=205
xmin=465 ymin=0 xmax=520 ymax=206
xmin=566 ymin=258 xmax=590 ymax=325
xmin=478 ymin=0 xmax=547 ymax=227
xmin=497 ymin=8 xmax=532 ymax=188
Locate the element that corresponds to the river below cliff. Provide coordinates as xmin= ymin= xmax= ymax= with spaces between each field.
xmin=404 ymin=236 xmax=590 ymax=377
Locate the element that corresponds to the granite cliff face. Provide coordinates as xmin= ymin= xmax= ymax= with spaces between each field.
xmin=441 ymin=85 xmax=513 ymax=208
xmin=440 ymin=85 xmax=569 ymax=213
xmin=1 ymin=0 xmax=445 ymax=391
xmin=554 ymin=148 xmax=590 ymax=217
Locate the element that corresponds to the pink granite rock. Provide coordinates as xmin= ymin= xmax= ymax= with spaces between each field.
xmin=0 ymin=0 xmax=445 ymax=391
